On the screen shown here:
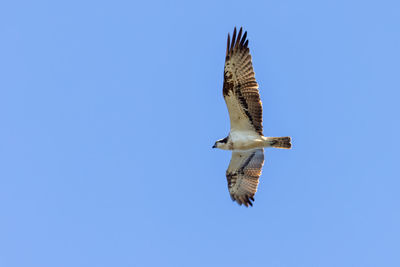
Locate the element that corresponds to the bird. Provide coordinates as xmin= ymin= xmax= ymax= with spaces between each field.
xmin=212 ymin=27 xmax=292 ymax=207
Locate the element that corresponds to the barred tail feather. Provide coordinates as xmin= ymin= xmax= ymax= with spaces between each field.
xmin=269 ymin=136 xmax=292 ymax=149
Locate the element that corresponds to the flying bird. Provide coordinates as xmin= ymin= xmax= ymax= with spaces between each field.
xmin=213 ymin=27 xmax=292 ymax=207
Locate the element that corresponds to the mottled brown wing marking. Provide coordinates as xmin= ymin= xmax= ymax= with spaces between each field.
xmin=226 ymin=149 xmax=264 ymax=207
xmin=223 ymin=27 xmax=263 ymax=135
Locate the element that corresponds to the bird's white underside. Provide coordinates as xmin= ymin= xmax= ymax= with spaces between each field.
xmin=228 ymin=131 xmax=266 ymax=150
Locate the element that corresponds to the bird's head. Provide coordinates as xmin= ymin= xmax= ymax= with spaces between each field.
xmin=212 ymin=137 xmax=229 ymax=149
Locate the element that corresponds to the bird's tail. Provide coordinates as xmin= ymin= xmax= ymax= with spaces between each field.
xmin=267 ymin=136 xmax=292 ymax=149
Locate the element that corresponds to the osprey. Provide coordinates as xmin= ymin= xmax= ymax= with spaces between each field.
xmin=213 ymin=27 xmax=292 ymax=207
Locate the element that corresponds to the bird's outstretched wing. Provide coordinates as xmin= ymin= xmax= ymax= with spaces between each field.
xmin=226 ymin=149 xmax=264 ymax=207
xmin=223 ymin=27 xmax=263 ymax=135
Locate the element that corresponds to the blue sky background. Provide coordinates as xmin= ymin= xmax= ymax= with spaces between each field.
xmin=1 ymin=0 xmax=400 ymax=266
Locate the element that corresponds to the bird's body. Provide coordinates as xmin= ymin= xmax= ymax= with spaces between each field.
xmin=213 ymin=27 xmax=292 ymax=207
xmin=215 ymin=131 xmax=272 ymax=151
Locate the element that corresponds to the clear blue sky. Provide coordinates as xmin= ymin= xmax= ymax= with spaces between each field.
xmin=1 ymin=0 xmax=399 ymax=266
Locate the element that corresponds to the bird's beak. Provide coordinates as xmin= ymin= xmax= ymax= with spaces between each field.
xmin=212 ymin=144 xmax=216 ymax=149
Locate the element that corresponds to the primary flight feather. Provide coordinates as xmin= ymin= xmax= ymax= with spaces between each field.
xmin=213 ymin=27 xmax=292 ymax=207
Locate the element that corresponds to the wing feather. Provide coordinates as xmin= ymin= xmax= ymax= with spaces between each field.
xmin=223 ymin=27 xmax=263 ymax=135
xmin=226 ymin=149 xmax=264 ymax=207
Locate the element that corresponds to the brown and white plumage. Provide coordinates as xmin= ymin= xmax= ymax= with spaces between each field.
xmin=223 ymin=27 xmax=263 ymax=135
xmin=212 ymin=27 xmax=292 ymax=207
xmin=226 ymin=149 xmax=264 ymax=207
